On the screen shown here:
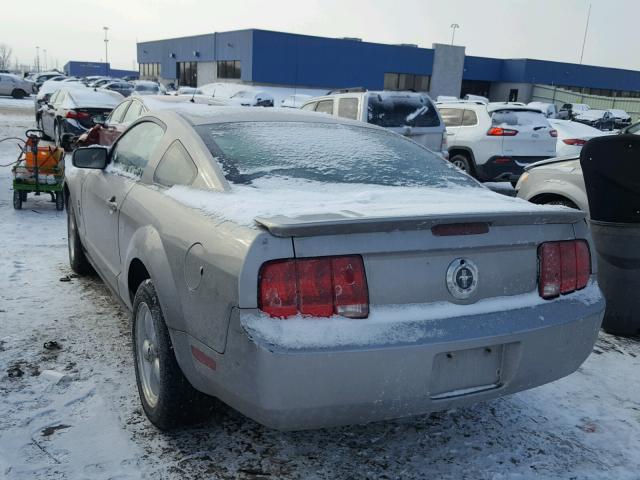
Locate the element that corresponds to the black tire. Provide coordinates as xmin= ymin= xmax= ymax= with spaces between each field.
xmin=13 ymin=190 xmax=22 ymax=210
xmin=544 ymin=198 xmax=578 ymax=209
xmin=67 ymin=203 xmax=93 ymax=275
xmin=450 ymin=153 xmax=475 ymax=177
xmin=55 ymin=191 xmax=64 ymax=211
xmin=11 ymin=89 xmax=26 ymax=99
xmin=20 ymin=191 xmax=27 ymax=201
xmin=132 ymin=280 xmax=214 ymax=430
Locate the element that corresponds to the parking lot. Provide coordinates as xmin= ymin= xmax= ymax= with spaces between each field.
xmin=1 ymin=97 xmax=639 ymax=480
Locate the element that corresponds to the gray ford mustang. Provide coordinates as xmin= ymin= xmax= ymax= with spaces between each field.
xmin=64 ymin=106 xmax=605 ymax=431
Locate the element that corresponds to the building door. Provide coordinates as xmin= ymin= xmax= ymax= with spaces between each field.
xmin=509 ymin=89 xmax=519 ymax=102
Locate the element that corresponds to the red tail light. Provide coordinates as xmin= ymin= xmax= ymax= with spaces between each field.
xmin=538 ymin=240 xmax=590 ymax=299
xmin=259 ymin=255 xmax=369 ymax=319
xmin=65 ymin=110 xmax=90 ymax=119
xmin=549 ymin=129 xmax=558 ymax=138
xmin=487 ymin=127 xmax=518 ymax=136
xmin=562 ymin=138 xmax=587 ymax=146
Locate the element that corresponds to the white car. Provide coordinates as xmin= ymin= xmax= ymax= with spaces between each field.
xmin=301 ymin=90 xmax=448 ymax=156
xmin=280 ymin=94 xmax=312 ymax=108
xmin=548 ymin=119 xmax=610 ymax=156
xmin=0 ymin=73 xmax=34 ymax=98
xmin=608 ymin=109 xmax=632 ymax=128
xmin=527 ymin=101 xmax=559 ymax=118
xmin=438 ymin=102 xmax=557 ymax=182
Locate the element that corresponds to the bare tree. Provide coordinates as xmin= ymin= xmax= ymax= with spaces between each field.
xmin=0 ymin=44 xmax=13 ymax=70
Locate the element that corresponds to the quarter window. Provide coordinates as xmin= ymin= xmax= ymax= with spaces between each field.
xmin=108 ymin=101 xmax=130 ymax=124
xmin=437 ymin=108 xmax=463 ymax=128
xmin=111 ymin=122 xmax=164 ymax=178
xmin=301 ymin=102 xmax=317 ymax=111
xmin=461 ymin=110 xmax=478 ymax=126
xmin=154 ymin=140 xmax=198 ymax=187
xmin=337 ymin=98 xmax=359 ymax=120
xmin=315 ymin=100 xmax=334 ymax=114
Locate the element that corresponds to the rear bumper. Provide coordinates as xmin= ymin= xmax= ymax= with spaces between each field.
xmin=174 ymin=286 xmax=604 ymax=430
xmin=477 ymin=155 xmax=552 ymax=182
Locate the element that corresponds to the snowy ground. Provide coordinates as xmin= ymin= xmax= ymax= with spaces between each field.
xmin=0 ymin=97 xmax=639 ymax=480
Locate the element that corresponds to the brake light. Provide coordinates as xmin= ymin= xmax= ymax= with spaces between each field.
xmin=538 ymin=240 xmax=590 ymax=299
xmin=258 ymin=255 xmax=369 ymax=319
xmin=562 ymin=138 xmax=587 ymax=146
xmin=65 ymin=110 xmax=90 ymax=119
xmin=550 ymin=129 xmax=558 ymax=138
xmin=487 ymin=127 xmax=518 ymax=136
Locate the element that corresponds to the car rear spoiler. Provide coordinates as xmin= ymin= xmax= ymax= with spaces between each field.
xmin=254 ymin=209 xmax=585 ymax=238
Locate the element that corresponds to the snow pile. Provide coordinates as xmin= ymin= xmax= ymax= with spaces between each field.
xmin=166 ymin=177 xmax=558 ymax=228
xmin=241 ymin=283 xmax=602 ymax=349
xmin=198 ymin=82 xmax=326 ymax=107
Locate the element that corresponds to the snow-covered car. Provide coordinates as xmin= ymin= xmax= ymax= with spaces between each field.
xmin=527 ymin=101 xmax=559 ymax=118
xmin=559 ymin=103 xmax=590 ymax=120
xmin=438 ymin=102 xmax=557 ymax=181
xmin=573 ymin=110 xmax=616 ymax=131
xmin=280 ymin=94 xmax=312 ymax=108
xmin=174 ymin=87 xmax=203 ymax=96
xmin=75 ymin=95 xmax=229 ymax=147
xmin=65 ymin=106 xmax=604 ymax=431
xmin=34 ymin=80 xmax=85 ymax=121
xmin=39 ymin=87 xmax=123 ymax=146
xmin=102 ymin=81 xmax=134 ymax=98
xmin=608 ymin=109 xmax=632 ymax=129
xmin=548 ymin=118 xmax=610 ymax=156
xmin=132 ymin=80 xmax=166 ymax=96
xmin=0 ymin=73 xmax=34 ymax=98
xmin=227 ymin=89 xmax=274 ymax=107
xmin=301 ymin=90 xmax=448 ymax=157
xmin=517 ymin=123 xmax=640 ymax=212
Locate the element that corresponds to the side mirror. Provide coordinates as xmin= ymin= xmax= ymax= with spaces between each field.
xmin=72 ymin=146 xmax=108 ymax=169
xmin=92 ymin=115 xmax=106 ymax=126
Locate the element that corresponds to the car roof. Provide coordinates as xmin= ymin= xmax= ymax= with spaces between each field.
xmin=147 ymin=104 xmax=379 ymax=128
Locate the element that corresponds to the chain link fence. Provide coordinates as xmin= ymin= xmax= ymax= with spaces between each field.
xmin=531 ymin=85 xmax=640 ymax=121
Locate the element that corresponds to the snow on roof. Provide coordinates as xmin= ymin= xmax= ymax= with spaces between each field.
xmin=65 ymin=88 xmax=123 ymax=108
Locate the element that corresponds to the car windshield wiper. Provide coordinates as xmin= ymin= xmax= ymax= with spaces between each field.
xmin=533 ymin=126 xmax=548 ymax=131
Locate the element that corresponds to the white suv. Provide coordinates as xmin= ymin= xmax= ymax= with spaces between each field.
xmin=438 ymin=102 xmax=557 ymax=182
xmin=301 ymin=90 xmax=448 ymax=157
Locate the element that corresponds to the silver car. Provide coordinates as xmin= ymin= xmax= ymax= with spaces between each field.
xmin=65 ymin=106 xmax=604 ymax=431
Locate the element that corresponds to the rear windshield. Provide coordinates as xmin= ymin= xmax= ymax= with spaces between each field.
xmin=367 ymin=94 xmax=441 ymax=128
xmin=491 ymin=110 xmax=549 ymax=127
xmin=195 ymin=122 xmax=476 ymax=188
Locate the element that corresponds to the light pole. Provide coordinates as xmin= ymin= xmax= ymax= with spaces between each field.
xmin=43 ymin=49 xmax=47 ymax=71
xmin=579 ymin=3 xmax=591 ymax=64
xmin=103 ymin=26 xmax=109 ymax=75
xmin=450 ymin=23 xmax=460 ymax=45
xmin=35 ymin=46 xmax=40 ymax=72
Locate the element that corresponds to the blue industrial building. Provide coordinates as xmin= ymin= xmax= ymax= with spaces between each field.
xmin=63 ymin=61 xmax=138 ymax=79
xmin=136 ymin=29 xmax=640 ymax=102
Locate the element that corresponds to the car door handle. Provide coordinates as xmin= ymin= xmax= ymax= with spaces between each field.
xmin=107 ymin=196 xmax=118 ymax=212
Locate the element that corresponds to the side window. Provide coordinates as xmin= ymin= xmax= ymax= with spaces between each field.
xmin=301 ymin=102 xmax=317 ymax=111
xmin=315 ymin=100 xmax=334 ymax=114
xmin=461 ymin=110 xmax=478 ymax=126
xmin=108 ymin=101 xmax=130 ymax=124
xmin=439 ymin=108 xmax=463 ymax=127
xmin=111 ymin=122 xmax=164 ymax=178
xmin=48 ymin=91 xmax=60 ymax=105
xmin=53 ymin=92 xmax=66 ymax=107
xmin=122 ymin=101 xmax=143 ymax=124
xmin=337 ymin=98 xmax=359 ymax=120
xmin=153 ymin=140 xmax=198 ymax=187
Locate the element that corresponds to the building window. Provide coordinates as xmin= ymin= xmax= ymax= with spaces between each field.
xmin=139 ymin=63 xmax=161 ymax=79
xmin=383 ymin=72 xmax=430 ymax=92
xmin=217 ymin=60 xmax=241 ymax=79
xmin=177 ymin=62 xmax=198 ymax=87
xmin=460 ymin=80 xmax=491 ymax=99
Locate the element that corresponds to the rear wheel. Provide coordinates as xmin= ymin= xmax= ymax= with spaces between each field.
xmin=67 ymin=203 xmax=93 ymax=274
xmin=133 ymin=279 xmax=214 ymax=430
xmin=20 ymin=191 xmax=27 ymax=201
xmin=450 ymin=153 xmax=474 ymax=176
xmin=55 ymin=191 xmax=64 ymax=211
xmin=13 ymin=191 xmax=22 ymax=210
xmin=11 ymin=89 xmax=26 ymax=99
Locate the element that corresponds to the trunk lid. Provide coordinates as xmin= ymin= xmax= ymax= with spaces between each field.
xmin=490 ymin=109 xmax=557 ymax=159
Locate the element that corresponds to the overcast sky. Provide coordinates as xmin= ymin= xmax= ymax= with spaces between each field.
xmin=4 ymin=0 xmax=637 ymax=72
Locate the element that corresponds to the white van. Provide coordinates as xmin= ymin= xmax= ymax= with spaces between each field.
xmin=301 ymin=89 xmax=448 ymax=157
